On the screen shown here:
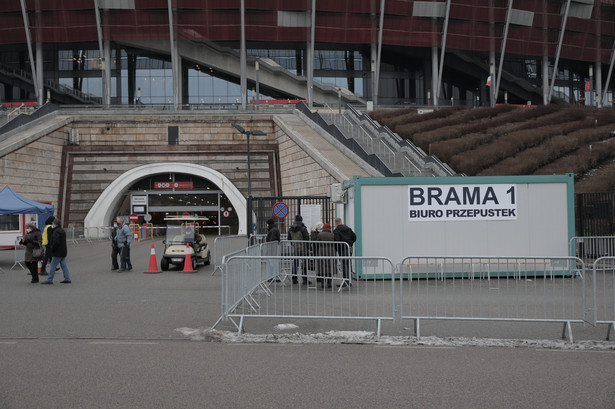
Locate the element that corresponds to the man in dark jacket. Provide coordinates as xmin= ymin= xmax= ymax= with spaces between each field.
xmin=334 ymin=217 xmax=356 ymax=288
xmin=41 ymin=218 xmax=71 ymax=284
xmin=265 ymin=219 xmax=281 ymax=281
xmin=287 ymin=214 xmax=310 ymax=285
xmin=265 ymin=218 xmax=280 ymax=243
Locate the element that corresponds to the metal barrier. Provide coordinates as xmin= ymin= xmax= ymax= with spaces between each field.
xmin=399 ymin=256 xmax=587 ymax=342
xmin=213 ymin=235 xmax=251 ymax=272
xmin=11 ymin=237 xmax=25 ymax=270
xmin=215 ymin=254 xmax=396 ymax=336
xmin=570 ymin=236 xmax=615 ymax=262
xmin=66 ymin=226 xmax=89 ymax=244
xmin=589 ymin=257 xmax=615 ymax=339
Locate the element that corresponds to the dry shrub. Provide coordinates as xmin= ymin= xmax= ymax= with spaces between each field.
xmin=430 ymin=132 xmax=492 ymax=162
xmin=369 ymin=107 xmax=415 ymax=123
xmin=536 ymin=139 xmax=615 ymax=178
xmin=575 ymin=161 xmax=615 ymax=193
xmin=373 ymin=104 xmax=615 ymax=191
xmin=450 ymin=119 xmax=589 ymax=174
xmin=391 ymin=106 xmax=469 ymax=137
xmin=478 ymin=134 xmax=579 ymax=176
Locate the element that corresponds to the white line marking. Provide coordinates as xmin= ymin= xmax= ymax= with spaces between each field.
xmin=89 ymin=341 xmax=158 ymax=345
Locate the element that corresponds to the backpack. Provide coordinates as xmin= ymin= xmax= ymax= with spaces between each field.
xmin=289 ymin=228 xmax=306 ymax=254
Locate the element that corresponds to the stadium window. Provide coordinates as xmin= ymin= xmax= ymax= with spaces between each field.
xmin=168 ymin=126 xmax=179 ymax=145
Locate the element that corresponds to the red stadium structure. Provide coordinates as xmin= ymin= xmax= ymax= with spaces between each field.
xmin=0 ymin=0 xmax=614 ymax=108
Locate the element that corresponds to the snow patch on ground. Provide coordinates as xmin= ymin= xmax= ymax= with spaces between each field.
xmin=274 ymin=323 xmax=299 ymax=331
xmin=174 ymin=327 xmax=615 ymax=350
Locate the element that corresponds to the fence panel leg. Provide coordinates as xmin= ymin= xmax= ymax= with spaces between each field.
xmin=562 ymin=321 xmax=574 ymax=343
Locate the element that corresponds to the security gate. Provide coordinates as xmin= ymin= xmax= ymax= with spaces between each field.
xmin=247 ymin=196 xmax=335 ymax=237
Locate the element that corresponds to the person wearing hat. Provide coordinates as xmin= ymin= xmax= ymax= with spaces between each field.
xmin=287 ymin=214 xmax=311 ymax=285
xmin=265 ymin=218 xmax=281 ymax=281
xmin=265 ymin=218 xmax=280 ymax=243
xmin=19 ymin=222 xmax=43 ymax=283
xmin=334 ymin=217 xmax=356 ymax=288
xmin=316 ymin=223 xmax=335 ymax=288
xmin=41 ymin=218 xmax=71 ymax=284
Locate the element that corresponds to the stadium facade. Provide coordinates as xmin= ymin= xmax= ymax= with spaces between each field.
xmin=1 ymin=0 xmax=615 ymax=109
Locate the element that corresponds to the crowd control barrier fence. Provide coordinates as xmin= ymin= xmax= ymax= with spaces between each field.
xmin=570 ymin=236 xmax=615 ymax=263
xmin=399 ymin=256 xmax=588 ymax=341
xmin=214 ymin=250 xmax=397 ymax=336
xmin=213 ymin=235 xmax=252 ymax=272
xmin=213 ymin=249 xmax=615 ymax=342
xmin=589 ymin=257 xmax=615 ymax=339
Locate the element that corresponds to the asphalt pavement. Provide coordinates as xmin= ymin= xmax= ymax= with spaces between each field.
xmin=1 ymin=238 xmax=614 ymax=409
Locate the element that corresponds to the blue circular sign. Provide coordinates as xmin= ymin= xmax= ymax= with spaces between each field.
xmin=273 ymin=202 xmax=289 ymax=219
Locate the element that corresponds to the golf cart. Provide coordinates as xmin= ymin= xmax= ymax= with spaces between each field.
xmin=160 ymin=216 xmax=211 ymax=271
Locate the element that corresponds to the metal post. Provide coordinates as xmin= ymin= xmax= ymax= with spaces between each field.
xmin=547 ymin=0 xmax=571 ymax=104
xmin=589 ymin=65 xmax=594 ymax=106
xmin=431 ymin=47 xmax=438 ymax=106
xmin=247 ymin=131 xmax=251 ymax=197
xmin=602 ymin=43 xmax=615 ymax=107
xmin=490 ymin=51 xmax=496 ymax=107
xmin=308 ymin=0 xmax=316 ymax=107
xmin=596 ymin=61 xmax=602 ymax=108
xmin=19 ymin=0 xmax=39 ymax=103
xmin=255 ymin=59 xmax=260 ymax=110
xmin=495 ymin=0 xmax=513 ymax=102
xmin=94 ymin=0 xmax=109 ymax=105
xmin=167 ymin=0 xmax=179 ymax=109
xmin=240 ymin=0 xmax=247 ymax=110
xmin=35 ymin=42 xmax=43 ymax=106
xmin=435 ymin=0 xmax=451 ymax=106
xmin=542 ymin=56 xmax=549 ymax=105
xmin=374 ymin=0 xmax=385 ymax=107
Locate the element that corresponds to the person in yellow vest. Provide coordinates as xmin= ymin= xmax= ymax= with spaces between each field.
xmin=40 ymin=216 xmax=55 ymax=275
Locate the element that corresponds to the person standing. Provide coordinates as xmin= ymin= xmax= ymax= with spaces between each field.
xmin=265 ymin=218 xmax=281 ymax=281
xmin=20 ymin=223 xmax=43 ymax=283
xmin=111 ymin=221 xmax=120 ymax=271
xmin=40 ymin=216 xmax=55 ymax=275
xmin=41 ymin=218 xmax=71 ymax=284
xmin=334 ymin=217 xmax=356 ymax=288
xmin=316 ymin=223 xmax=335 ymax=288
xmin=287 ymin=214 xmax=310 ymax=285
xmin=265 ymin=218 xmax=280 ymax=243
xmin=115 ymin=217 xmax=133 ymax=271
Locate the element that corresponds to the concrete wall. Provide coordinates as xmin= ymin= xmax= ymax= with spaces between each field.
xmin=1 ymin=111 xmax=343 ymax=227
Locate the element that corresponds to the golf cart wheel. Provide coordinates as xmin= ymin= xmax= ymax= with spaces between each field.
xmin=204 ymin=252 xmax=211 ymax=266
xmin=161 ymin=258 xmax=169 ymax=271
xmin=192 ymin=256 xmax=197 ymax=271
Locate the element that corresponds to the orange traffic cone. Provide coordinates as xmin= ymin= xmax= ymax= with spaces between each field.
xmin=37 ymin=260 xmax=42 ymax=275
xmin=182 ymin=243 xmax=196 ymax=273
xmin=143 ymin=243 xmax=162 ymax=274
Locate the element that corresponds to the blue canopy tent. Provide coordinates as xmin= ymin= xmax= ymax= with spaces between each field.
xmin=0 ymin=186 xmax=54 ymax=232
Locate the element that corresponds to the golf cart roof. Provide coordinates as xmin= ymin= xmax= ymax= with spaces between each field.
xmin=164 ymin=216 xmax=209 ymax=222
